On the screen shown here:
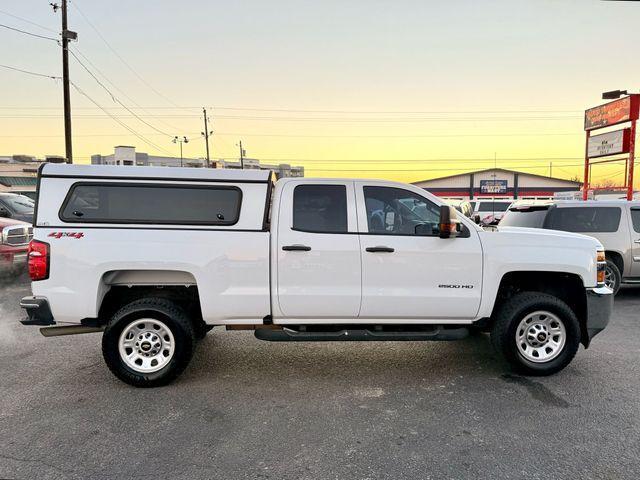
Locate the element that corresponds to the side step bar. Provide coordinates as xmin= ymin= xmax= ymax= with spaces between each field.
xmin=255 ymin=326 xmax=469 ymax=342
xmin=40 ymin=326 xmax=104 ymax=337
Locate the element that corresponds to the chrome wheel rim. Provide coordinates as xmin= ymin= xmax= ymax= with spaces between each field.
xmin=118 ymin=318 xmax=175 ymax=373
xmin=515 ymin=310 xmax=566 ymax=363
xmin=604 ymin=265 xmax=616 ymax=290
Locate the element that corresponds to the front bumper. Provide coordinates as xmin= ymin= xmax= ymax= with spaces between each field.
xmin=20 ymin=296 xmax=55 ymax=326
xmin=584 ymin=286 xmax=613 ymax=346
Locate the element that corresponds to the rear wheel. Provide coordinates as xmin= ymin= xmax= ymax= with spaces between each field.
xmin=102 ymin=297 xmax=195 ymax=387
xmin=491 ymin=292 xmax=580 ymax=376
xmin=604 ymin=259 xmax=621 ymax=295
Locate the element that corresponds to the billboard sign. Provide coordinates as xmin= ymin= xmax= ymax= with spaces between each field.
xmin=587 ymin=128 xmax=631 ymax=158
xmin=480 ymin=179 xmax=507 ymax=194
xmin=585 ymin=96 xmax=639 ymax=131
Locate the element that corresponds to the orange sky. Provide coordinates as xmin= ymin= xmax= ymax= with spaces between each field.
xmin=2 ymin=0 xmax=639 ymax=186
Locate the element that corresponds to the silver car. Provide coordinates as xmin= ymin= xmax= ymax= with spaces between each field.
xmin=500 ymin=200 xmax=640 ymax=294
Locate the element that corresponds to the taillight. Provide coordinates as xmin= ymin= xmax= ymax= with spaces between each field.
xmin=28 ymin=240 xmax=50 ymax=281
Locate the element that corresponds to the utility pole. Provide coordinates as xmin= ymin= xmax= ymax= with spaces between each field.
xmin=201 ymin=107 xmax=213 ymax=168
xmin=549 ymin=162 xmax=553 ymax=178
xmin=53 ymin=1 xmax=76 ymax=163
xmin=239 ymin=140 xmax=245 ymax=169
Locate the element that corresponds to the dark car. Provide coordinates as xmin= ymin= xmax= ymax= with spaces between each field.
xmin=0 ymin=193 xmax=35 ymax=223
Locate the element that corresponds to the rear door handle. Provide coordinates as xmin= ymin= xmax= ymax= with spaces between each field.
xmin=282 ymin=244 xmax=312 ymax=251
xmin=365 ymin=246 xmax=395 ymax=253
xmin=635 ymin=239 xmax=640 ymax=244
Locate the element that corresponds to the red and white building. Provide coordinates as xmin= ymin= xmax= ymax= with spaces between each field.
xmin=412 ymin=168 xmax=581 ymax=201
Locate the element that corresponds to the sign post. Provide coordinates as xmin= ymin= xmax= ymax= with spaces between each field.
xmin=584 ymin=95 xmax=640 ymax=201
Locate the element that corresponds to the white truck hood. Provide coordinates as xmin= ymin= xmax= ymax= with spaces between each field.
xmin=493 ymin=226 xmax=603 ymax=250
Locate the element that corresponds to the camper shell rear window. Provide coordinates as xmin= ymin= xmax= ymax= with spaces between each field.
xmin=59 ymin=182 xmax=242 ymax=226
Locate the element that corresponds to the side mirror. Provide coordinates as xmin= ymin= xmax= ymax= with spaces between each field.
xmin=439 ymin=205 xmax=460 ymax=239
xmin=0 ymin=207 xmax=10 ymax=218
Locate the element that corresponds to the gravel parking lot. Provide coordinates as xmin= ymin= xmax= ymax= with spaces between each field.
xmin=1 ymin=276 xmax=639 ymax=480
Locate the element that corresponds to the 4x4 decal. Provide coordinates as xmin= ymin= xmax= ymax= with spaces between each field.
xmin=48 ymin=232 xmax=84 ymax=239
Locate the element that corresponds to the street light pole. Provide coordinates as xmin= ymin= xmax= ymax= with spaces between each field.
xmin=173 ymin=136 xmax=189 ymax=167
xmin=239 ymin=140 xmax=245 ymax=169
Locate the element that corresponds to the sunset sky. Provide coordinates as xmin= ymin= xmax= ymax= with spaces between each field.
xmin=2 ymin=0 xmax=640 ymax=184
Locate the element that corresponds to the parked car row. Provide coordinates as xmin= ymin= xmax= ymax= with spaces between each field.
xmin=443 ymin=196 xmax=638 ymax=295
xmin=500 ymin=200 xmax=640 ymax=294
xmin=445 ymin=199 xmax=514 ymax=226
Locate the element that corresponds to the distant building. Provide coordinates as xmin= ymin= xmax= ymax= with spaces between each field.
xmin=413 ymin=168 xmax=582 ymax=201
xmin=0 ymin=154 xmax=64 ymax=195
xmin=217 ymin=158 xmax=304 ymax=179
xmin=92 ymin=146 xmax=206 ymax=168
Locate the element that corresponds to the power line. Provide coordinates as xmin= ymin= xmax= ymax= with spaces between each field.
xmin=0 ymin=105 xmax=586 ymax=114
xmin=0 ymin=9 xmax=57 ymax=33
xmin=300 ymin=164 xmax=587 ymax=172
xmin=215 ymin=156 xmax=584 ymax=163
xmin=0 ymin=23 xmax=59 ymax=41
xmin=0 ymin=114 xmax=584 ymax=122
xmin=206 ymin=106 xmax=584 ymax=115
xmin=70 ymin=0 xmax=181 ymax=108
xmin=0 ymin=63 xmax=61 ymax=80
xmin=69 ymin=81 xmax=172 ymax=155
xmin=68 ymin=48 xmax=174 ymax=137
xmin=0 ymin=131 xmax=582 ymax=139
xmin=69 ymin=47 xmax=184 ymax=133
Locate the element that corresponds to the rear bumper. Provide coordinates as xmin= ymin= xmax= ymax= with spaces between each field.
xmin=584 ymin=286 xmax=613 ymax=345
xmin=20 ymin=296 xmax=55 ymax=326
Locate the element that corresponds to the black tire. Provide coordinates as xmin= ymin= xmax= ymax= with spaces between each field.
xmin=604 ymin=258 xmax=621 ymax=295
xmin=490 ymin=291 xmax=580 ymax=376
xmin=102 ymin=297 xmax=196 ymax=387
xmin=194 ymin=323 xmax=215 ymax=340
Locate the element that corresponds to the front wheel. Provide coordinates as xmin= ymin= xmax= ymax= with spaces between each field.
xmin=102 ymin=298 xmax=196 ymax=387
xmin=604 ymin=259 xmax=621 ymax=295
xmin=491 ymin=292 xmax=580 ymax=376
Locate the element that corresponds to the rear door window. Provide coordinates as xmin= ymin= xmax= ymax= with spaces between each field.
xmin=545 ymin=207 xmax=621 ymax=233
xmin=60 ymin=182 xmax=242 ymax=225
xmin=293 ymin=184 xmax=348 ymax=233
xmin=630 ymin=208 xmax=640 ymax=233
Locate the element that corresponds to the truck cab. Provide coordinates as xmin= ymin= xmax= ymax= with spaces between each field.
xmin=21 ymin=164 xmax=613 ymax=387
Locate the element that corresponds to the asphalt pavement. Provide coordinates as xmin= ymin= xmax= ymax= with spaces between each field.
xmin=0 ymin=276 xmax=638 ymax=480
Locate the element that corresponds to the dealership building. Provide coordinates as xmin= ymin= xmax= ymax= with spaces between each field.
xmin=413 ymin=168 xmax=582 ymax=201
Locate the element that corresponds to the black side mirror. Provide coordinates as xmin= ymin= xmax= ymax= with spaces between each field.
xmin=439 ymin=205 xmax=460 ymax=239
xmin=0 ymin=207 xmax=10 ymax=218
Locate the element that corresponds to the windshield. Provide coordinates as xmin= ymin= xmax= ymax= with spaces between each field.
xmin=1 ymin=194 xmax=34 ymax=214
xmin=478 ymin=201 xmax=511 ymax=212
xmin=500 ymin=207 xmax=549 ymax=228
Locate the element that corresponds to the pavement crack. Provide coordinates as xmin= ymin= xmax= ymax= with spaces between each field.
xmin=0 ymin=452 xmax=74 ymax=478
xmin=501 ymin=374 xmax=571 ymax=408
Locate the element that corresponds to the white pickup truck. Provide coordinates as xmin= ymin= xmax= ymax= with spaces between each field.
xmin=21 ymin=164 xmax=612 ymax=387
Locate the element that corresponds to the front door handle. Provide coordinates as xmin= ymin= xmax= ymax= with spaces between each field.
xmin=635 ymin=239 xmax=640 ymax=244
xmin=365 ymin=246 xmax=395 ymax=253
xmin=282 ymin=244 xmax=312 ymax=252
